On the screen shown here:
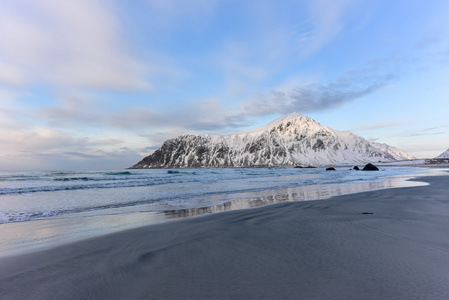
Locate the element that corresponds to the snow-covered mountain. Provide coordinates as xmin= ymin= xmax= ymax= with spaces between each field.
xmin=370 ymin=142 xmax=416 ymax=160
xmin=130 ymin=112 xmax=414 ymax=168
xmin=436 ymin=148 xmax=449 ymax=159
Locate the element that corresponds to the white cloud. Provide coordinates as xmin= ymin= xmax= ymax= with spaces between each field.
xmin=0 ymin=61 xmax=26 ymax=87
xmin=0 ymin=13 xmax=50 ymax=69
xmin=241 ymin=62 xmax=396 ymax=117
xmin=213 ymin=0 xmax=359 ymax=99
xmin=0 ymin=125 xmax=142 ymax=170
xmin=349 ymin=121 xmax=408 ymax=132
xmin=0 ymin=89 xmax=18 ymax=105
xmin=0 ymin=0 xmax=150 ymax=91
xmin=298 ymin=0 xmax=358 ymax=56
xmin=0 ymin=127 xmax=85 ymax=153
xmin=39 ymin=92 xmax=106 ymax=127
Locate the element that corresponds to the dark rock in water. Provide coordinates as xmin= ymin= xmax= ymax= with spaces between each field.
xmin=326 ymin=167 xmax=336 ymax=171
xmin=362 ymin=163 xmax=379 ymax=171
xmin=353 ymin=166 xmax=360 ymax=170
xmin=295 ymin=166 xmax=316 ymax=168
xmin=360 ymin=212 xmax=374 ymax=215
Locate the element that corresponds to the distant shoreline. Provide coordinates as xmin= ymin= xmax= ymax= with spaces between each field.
xmin=129 ymin=160 xmax=449 ymax=169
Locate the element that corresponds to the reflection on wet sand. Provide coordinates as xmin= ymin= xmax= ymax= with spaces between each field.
xmin=164 ymin=177 xmax=426 ymax=219
xmin=0 ymin=174 xmax=429 ymax=258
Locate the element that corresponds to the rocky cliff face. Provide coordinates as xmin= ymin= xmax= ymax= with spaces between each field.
xmin=370 ymin=142 xmax=416 ymax=160
xmin=130 ymin=112 xmax=413 ymax=168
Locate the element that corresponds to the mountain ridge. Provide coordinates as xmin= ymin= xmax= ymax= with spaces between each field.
xmin=130 ymin=112 xmax=414 ymax=168
xmin=436 ymin=148 xmax=449 ymax=159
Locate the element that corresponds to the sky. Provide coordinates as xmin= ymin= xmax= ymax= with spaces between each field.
xmin=1 ymin=0 xmax=448 ymax=170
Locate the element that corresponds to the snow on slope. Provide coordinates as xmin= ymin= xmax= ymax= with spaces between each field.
xmin=130 ymin=112 xmax=414 ymax=168
xmin=370 ymin=142 xmax=416 ymax=160
xmin=436 ymin=148 xmax=449 ymax=158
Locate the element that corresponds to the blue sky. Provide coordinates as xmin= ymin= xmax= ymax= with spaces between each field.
xmin=1 ymin=0 xmax=448 ymax=170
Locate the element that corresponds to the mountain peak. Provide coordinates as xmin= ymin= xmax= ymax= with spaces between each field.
xmin=273 ymin=112 xmax=306 ymax=123
xmin=243 ymin=112 xmax=317 ymax=135
xmin=130 ymin=113 xmax=414 ymax=168
xmin=282 ymin=111 xmax=304 ymax=119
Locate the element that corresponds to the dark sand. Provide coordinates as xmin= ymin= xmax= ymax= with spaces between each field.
xmin=1 ymin=176 xmax=449 ymax=299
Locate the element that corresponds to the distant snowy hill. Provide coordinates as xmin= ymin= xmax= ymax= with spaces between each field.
xmin=370 ymin=142 xmax=416 ymax=160
xmin=130 ymin=112 xmax=415 ymax=168
xmin=436 ymin=148 xmax=449 ymax=159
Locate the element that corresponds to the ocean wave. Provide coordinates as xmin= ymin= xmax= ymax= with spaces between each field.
xmin=0 ymin=179 xmax=182 ymax=195
xmin=51 ymin=175 xmax=154 ymax=182
xmin=104 ymin=171 xmax=133 ymax=176
xmin=53 ymin=177 xmax=91 ymax=181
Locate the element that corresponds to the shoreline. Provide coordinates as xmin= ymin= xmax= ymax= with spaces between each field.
xmin=1 ymin=174 xmax=449 ymax=299
xmin=0 ymin=166 xmax=443 ymax=258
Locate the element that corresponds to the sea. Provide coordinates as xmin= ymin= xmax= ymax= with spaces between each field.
xmin=0 ymin=166 xmax=445 ymax=256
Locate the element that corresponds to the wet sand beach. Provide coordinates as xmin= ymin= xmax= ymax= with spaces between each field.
xmin=1 ymin=175 xmax=449 ymax=299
